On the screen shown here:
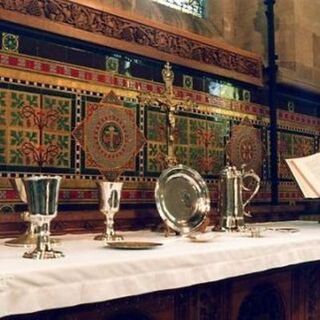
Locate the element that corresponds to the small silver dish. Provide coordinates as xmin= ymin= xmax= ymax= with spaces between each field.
xmin=155 ymin=164 xmax=210 ymax=234
xmin=106 ymin=241 xmax=163 ymax=250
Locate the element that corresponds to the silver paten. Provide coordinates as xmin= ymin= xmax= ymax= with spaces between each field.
xmin=155 ymin=164 xmax=210 ymax=234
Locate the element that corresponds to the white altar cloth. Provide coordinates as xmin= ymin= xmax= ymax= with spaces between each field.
xmin=1 ymin=220 xmax=320 ymax=317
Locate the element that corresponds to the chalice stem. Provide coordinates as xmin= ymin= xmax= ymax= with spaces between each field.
xmin=36 ymin=222 xmax=52 ymax=256
xmin=105 ymin=211 xmax=115 ymax=239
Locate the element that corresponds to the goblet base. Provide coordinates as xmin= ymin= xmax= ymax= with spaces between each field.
xmin=94 ymin=233 xmax=124 ymax=241
xmin=5 ymin=233 xmax=60 ymax=247
xmin=23 ymin=249 xmax=64 ymax=260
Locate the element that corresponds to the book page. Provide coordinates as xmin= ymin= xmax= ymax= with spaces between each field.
xmin=286 ymin=159 xmax=318 ymax=198
xmin=286 ymin=153 xmax=320 ymax=198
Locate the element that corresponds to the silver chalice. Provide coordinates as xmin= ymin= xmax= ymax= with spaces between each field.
xmin=94 ymin=181 xmax=123 ymax=241
xmin=22 ymin=176 xmax=63 ymax=259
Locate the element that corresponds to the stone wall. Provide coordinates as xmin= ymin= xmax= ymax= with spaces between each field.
xmin=106 ymin=0 xmax=320 ymax=93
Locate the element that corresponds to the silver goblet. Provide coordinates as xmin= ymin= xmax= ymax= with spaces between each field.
xmin=5 ymin=178 xmax=37 ymax=247
xmin=22 ymin=176 xmax=64 ymax=259
xmin=94 ymin=181 xmax=123 ymax=242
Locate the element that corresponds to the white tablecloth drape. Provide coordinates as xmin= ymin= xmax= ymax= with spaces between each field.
xmin=1 ymin=221 xmax=320 ymax=318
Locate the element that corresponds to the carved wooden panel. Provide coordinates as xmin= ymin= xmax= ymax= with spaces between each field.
xmin=301 ymin=264 xmax=320 ymax=320
xmin=0 ymin=0 xmax=262 ymax=85
xmin=230 ymin=270 xmax=292 ymax=320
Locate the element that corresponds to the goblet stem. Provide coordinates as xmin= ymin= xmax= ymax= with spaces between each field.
xmin=102 ymin=211 xmax=123 ymax=242
xmin=37 ymin=222 xmax=50 ymax=254
xmin=105 ymin=211 xmax=115 ymax=239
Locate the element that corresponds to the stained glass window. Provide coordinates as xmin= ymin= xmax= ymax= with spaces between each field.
xmin=152 ymin=0 xmax=205 ymax=17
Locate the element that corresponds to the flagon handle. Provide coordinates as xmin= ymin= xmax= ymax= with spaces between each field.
xmin=242 ymin=170 xmax=261 ymax=217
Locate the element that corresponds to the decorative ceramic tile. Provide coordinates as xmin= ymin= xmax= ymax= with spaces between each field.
xmin=146 ymin=109 xmax=227 ymax=175
xmin=183 ymin=75 xmax=193 ymax=90
xmin=9 ymin=91 xmax=40 ymax=128
xmin=43 ymin=96 xmax=71 ymax=132
xmin=147 ymin=142 xmax=167 ymax=172
xmin=43 ymin=132 xmax=70 ymax=168
xmin=105 ymin=56 xmax=119 ymax=73
xmin=2 ymin=33 xmax=19 ymax=52
xmin=188 ymin=117 xmax=227 ymax=175
xmin=278 ymin=131 xmax=315 ymax=179
xmin=74 ymin=91 xmax=145 ymax=180
xmin=0 ymin=129 xmax=5 ymax=163
xmin=0 ymin=91 xmax=6 ymax=126
xmin=227 ymin=118 xmax=264 ymax=176
xmin=242 ymin=90 xmax=251 ymax=102
xmin=174 ymin=115 xmax=188 ymax=145
xmin=287 ymin=101 xmax=295 ymax=112
xmin=0 ymin=87 xmax=74 ymax=171
xmin=9 ymin=129 xmax=39 ymax=166
xmin=147 ymin=111 xmax=166 ymax=142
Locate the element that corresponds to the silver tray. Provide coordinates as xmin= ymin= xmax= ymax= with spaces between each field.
xmin=155 ymin=165 xmax=210 ymax=234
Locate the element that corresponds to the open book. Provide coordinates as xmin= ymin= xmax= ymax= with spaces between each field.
xmin=286 ymin=152 xmax=320 ymax=198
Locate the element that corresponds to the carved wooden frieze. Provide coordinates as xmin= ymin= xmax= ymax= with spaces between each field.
xmin=0 ymin=0 xmax=262 ymax=85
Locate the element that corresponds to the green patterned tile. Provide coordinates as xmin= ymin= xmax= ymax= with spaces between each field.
xmin=9 ymin=129 xmax=39 ymax=166
xmin=147 ymin=142 xmax=167 ymax=172
xmin=189 ymin=119 xmax=205 ymax=145
xmin=278 ymin=132 xmax=315 ymax=179
xmin=209 ymin=149 xmax=225 ymax=175
xmin=147 ymin=111 xmax=166 ymax=142
xmin=9 ymin=91 xmax=40 ymax=128
xmin=183 ymin=75 xmax=193 ymax=90
xmin=292 ymin=135 xmax=314 ymax=157
xmin=106 ymin=56 xmax=119 ymax=73
xmin=2 ymin=33 xmax=19 ymax=52
xmin=174 ymin=116 xmax=188 ymax=145
xmin=146 ymin=110 xmax=228 ymax=176
xmin=43 ymin=132 xmax=70 ymax=168
xmin=43 ymin=96 xmax=71 ymax=132
xmin=0 ymin=129 xmax=5 ymax=163
xmin=0 ymin=88 xmax=73 ymax=169
xmin=189 ymin=146 xmax=205 ymax=173
xmin=0 ymin=91 xmax=6 ymax=126
xmin=174 ymin=145 xmax=188 ymax=165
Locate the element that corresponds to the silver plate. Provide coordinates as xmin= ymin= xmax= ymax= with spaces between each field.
xmin=155 ymin=165 xmax=210 ymax=234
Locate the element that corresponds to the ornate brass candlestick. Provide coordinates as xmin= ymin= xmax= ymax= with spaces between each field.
xmin=22 ymin=176 xmax=63 ymax=259
xmin=94 ymin=181 xmax=123 ymax=241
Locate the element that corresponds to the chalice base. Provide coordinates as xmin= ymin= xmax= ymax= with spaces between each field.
xmin=94 ymin=233 xmax=124 ymax=241
xmin=4 ymin=232 xmax=60 ymax=247
xmin=23 ymin=249 xmax=64 ymax=259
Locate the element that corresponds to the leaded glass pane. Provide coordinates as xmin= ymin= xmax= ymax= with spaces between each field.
xmin=152 ymin=0 xmax=205 ymax=17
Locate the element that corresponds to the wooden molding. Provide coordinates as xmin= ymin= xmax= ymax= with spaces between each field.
xmin=0 ymin=0 xmax=263 ymax=85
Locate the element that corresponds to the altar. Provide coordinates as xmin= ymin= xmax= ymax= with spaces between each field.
xmin=1 ymin=221 xmax=320 ymax=320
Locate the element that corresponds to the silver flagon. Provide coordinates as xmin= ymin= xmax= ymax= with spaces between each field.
xmin=219 ymin=166 xmax=260 ymax=231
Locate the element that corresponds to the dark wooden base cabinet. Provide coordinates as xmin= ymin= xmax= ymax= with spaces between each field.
xmin=3 ymin=261 xmax=320 ymax=320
